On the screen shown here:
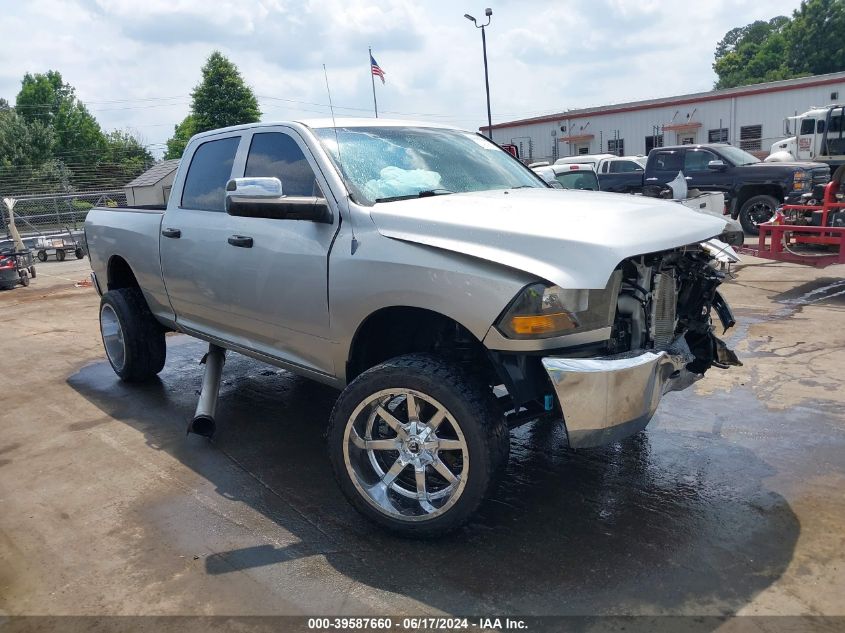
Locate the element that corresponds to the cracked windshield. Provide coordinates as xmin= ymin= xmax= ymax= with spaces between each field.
xmin=315 ymin=126 xmax=542 ymax=203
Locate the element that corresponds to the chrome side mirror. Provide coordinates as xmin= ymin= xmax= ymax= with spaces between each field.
xmin=707 ymin=160 xmax=727 ymax=171
xmin=225 ymin=177 xmax=332 ymax=223
xmin=226 ymin=177 xmax=284 ymax=198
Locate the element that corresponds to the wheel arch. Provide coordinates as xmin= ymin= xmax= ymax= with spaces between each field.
xmin=732 ymin=185 xmax=783 ymax=218
xmin=106 ymin=254 xmax=140 ymax=291
xmin=345 ymin=306 xmax=498 ymax=385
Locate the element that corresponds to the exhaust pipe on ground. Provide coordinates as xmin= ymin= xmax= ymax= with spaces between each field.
xmin=188 ymin=343 xmax=226 ymax=437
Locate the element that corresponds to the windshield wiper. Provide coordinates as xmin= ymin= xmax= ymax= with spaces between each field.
xmin=375 ymin=189 xmax=455 ymax=203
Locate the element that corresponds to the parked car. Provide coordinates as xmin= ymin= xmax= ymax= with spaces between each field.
xmin=85 ymin=119 xmax=740 ymax=536
xmin=643 ymin=144 xmax=830 ymax=234
xmin=556 ymin=154 xmax=646 ymax=193
xmin=532 ymin=163 xmax=599 ymax=190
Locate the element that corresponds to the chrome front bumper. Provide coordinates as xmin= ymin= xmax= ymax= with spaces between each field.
xmin=542 ymin=342 xmax=700 ymax=449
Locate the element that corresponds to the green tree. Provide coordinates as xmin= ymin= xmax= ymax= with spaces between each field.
xmin=191 ymin=51 xmax=260 ymax=131
xmin=95 ymin=130 xmax=154 ymax=189
xmin=15 ymin=70 xmax=73 ymax=127
xmin=15 ymin=70 xmax=106 ymax=165
xmin=166 ymin=51 xmax=260 ymax=156
xmin=713 ymin=17 xmax=793 ymax=88
xmin=104 ymin=130 xmax=153 ymax=164
xmin=164 ymin=114 xmax=197 ymax=160
xmin=53 ymin=99 xmax=106 ymax=165
xmin=714 ymin=1 xmax=845 ymax=88
xmin=786 ymin=0 xmax=845 ymax=76
xmin=0 ymin=109 xmax=54 ymax=167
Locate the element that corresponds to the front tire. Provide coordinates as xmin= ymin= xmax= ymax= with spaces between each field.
xmin=739 ymin=194 xmax=778 ymax=235
xmin=328 ymin=354 xmax=509 ymax=537
xmin=99 ymin=288 xmax=166 ymax=382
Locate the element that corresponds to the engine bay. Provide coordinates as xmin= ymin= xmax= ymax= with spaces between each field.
xmin=610 ymin=246 xmax=742 ymax=375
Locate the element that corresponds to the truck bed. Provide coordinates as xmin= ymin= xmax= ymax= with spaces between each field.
xmin=85 ymin=205 xmax=173 ymax=321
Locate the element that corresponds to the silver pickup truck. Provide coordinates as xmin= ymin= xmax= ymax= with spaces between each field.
xmin=85 ymin=118 xmax=740 ymax=536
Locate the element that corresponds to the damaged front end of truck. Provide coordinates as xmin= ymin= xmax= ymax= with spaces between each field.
xmin=538 ymin=243 xmax=742 ymax=448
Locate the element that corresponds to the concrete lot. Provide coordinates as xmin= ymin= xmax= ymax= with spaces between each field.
xmin=0 ymin=255 xmax=843 ymax=620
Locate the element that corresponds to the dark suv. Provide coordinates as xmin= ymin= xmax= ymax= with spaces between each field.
xmin=644 ymin=144 xmax=830 ymax=234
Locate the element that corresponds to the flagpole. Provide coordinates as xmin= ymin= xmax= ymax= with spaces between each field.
xmin=369 ymin=47 xmax=379 ymax=118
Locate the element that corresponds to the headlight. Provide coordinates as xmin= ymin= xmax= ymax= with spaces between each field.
xmin=497 ymin=279 xmax=619 ymax=339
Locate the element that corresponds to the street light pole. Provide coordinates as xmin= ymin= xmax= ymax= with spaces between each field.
xmin=465 ymin=9 xmax=493 ymax=139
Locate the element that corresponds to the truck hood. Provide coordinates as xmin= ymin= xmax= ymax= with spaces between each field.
xmin=739 ymin=160 xmax=828 ymax=170
xmin=369 ymin=188 xmax=730 ymax=289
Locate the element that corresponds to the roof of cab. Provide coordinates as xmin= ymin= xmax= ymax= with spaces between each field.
xmin=189 ymin=117 xmax=463 ymax=142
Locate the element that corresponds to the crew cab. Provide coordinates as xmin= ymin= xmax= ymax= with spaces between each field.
xmin=556 ymin=154 xmax=646 ymax=194
xmin=644 ymin=143 xmax=830 ymax=234
xmin=85 ymin=119 xmax=740 ymax=536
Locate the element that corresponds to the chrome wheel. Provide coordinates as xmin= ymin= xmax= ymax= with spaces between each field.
xmin=100 ymin=303 xmax=126 ymax=371
xmin=343 ymin=388 xmax=469 ymax=522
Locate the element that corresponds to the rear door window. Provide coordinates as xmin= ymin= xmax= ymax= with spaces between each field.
xmin=650 ymin=151 xmax=682 ymax=172
xmin=555 ymin=171 xmax=599 ymax=190
xmin=609 ymin=160 xmax=643 ymax=173
xmin=181 ymin=136 xmax=241 ymax=211
xmin=245 ymin=132 xmax=321 ymax=197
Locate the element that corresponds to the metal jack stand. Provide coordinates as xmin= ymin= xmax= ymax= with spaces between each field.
xmin=187 ymin=343 xmax=226 ymax=437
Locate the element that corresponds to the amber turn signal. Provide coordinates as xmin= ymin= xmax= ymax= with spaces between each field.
xmin=508 ymin=312 xmax=578 ymax=335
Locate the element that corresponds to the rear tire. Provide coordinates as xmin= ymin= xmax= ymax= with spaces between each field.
xmin=56 ymin=249 xmax=66 ymax=262
xmin=75 ymin=247 xmax=84 ymax=259
xmin=29 ymin=266 xmax=36 ymax=278
xmin=19 ymin=271 xmax=29 ymax=287
xmin=328 ymin=353 xmax=509 ymax=537
xmin=739 ymin=194 xmax=778 ymax=235
xmin=99 ymin=287 xmax=166 ymax=382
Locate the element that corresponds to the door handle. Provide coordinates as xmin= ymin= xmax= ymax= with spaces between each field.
xmin=228 ymin=235 xmax=254 ymax=248
xmin=645 ymin=177 xmax=659 ymax=182
xmin=685 ymin=177 xmax=693 ymax=181
xmin=161 ymin=228 xmax=181 ymax=238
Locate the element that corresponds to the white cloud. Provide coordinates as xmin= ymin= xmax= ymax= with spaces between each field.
xmin=0 ymin=0 xmax=803 ymax=157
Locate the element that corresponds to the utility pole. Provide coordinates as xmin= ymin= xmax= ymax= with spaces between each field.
xmin=464 ymin=9 xmax=493 ymax=139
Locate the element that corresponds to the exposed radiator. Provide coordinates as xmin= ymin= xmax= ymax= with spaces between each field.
xmin=650 ymin=272 xmax=677 ymax=348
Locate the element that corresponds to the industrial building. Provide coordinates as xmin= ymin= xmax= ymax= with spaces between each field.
xmin=487 ymin=71 xmax=845 ymax=163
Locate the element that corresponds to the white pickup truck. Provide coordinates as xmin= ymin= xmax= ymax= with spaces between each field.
xmin=85 ymin=119 xmax=740 ymax=536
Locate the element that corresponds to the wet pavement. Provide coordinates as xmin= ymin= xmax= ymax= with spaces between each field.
xmin=1 ymin=257 xmax=844 ymax=620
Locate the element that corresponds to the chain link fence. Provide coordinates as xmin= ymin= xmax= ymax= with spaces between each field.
xmin=1 ymin=190 xmax=127 ymax=239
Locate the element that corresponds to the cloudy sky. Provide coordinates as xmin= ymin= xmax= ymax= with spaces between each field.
xmin=1 ymin=0 xmax=804 ymax=157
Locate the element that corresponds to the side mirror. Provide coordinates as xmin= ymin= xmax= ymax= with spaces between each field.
xmin=707 ymin=160 xmax=727 ymax=171
xmin=225 ymin=177 xmax=332 ymax=223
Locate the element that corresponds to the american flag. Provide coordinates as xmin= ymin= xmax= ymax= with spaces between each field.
xmin=370 ymin=54 xmax=385 ymax=84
